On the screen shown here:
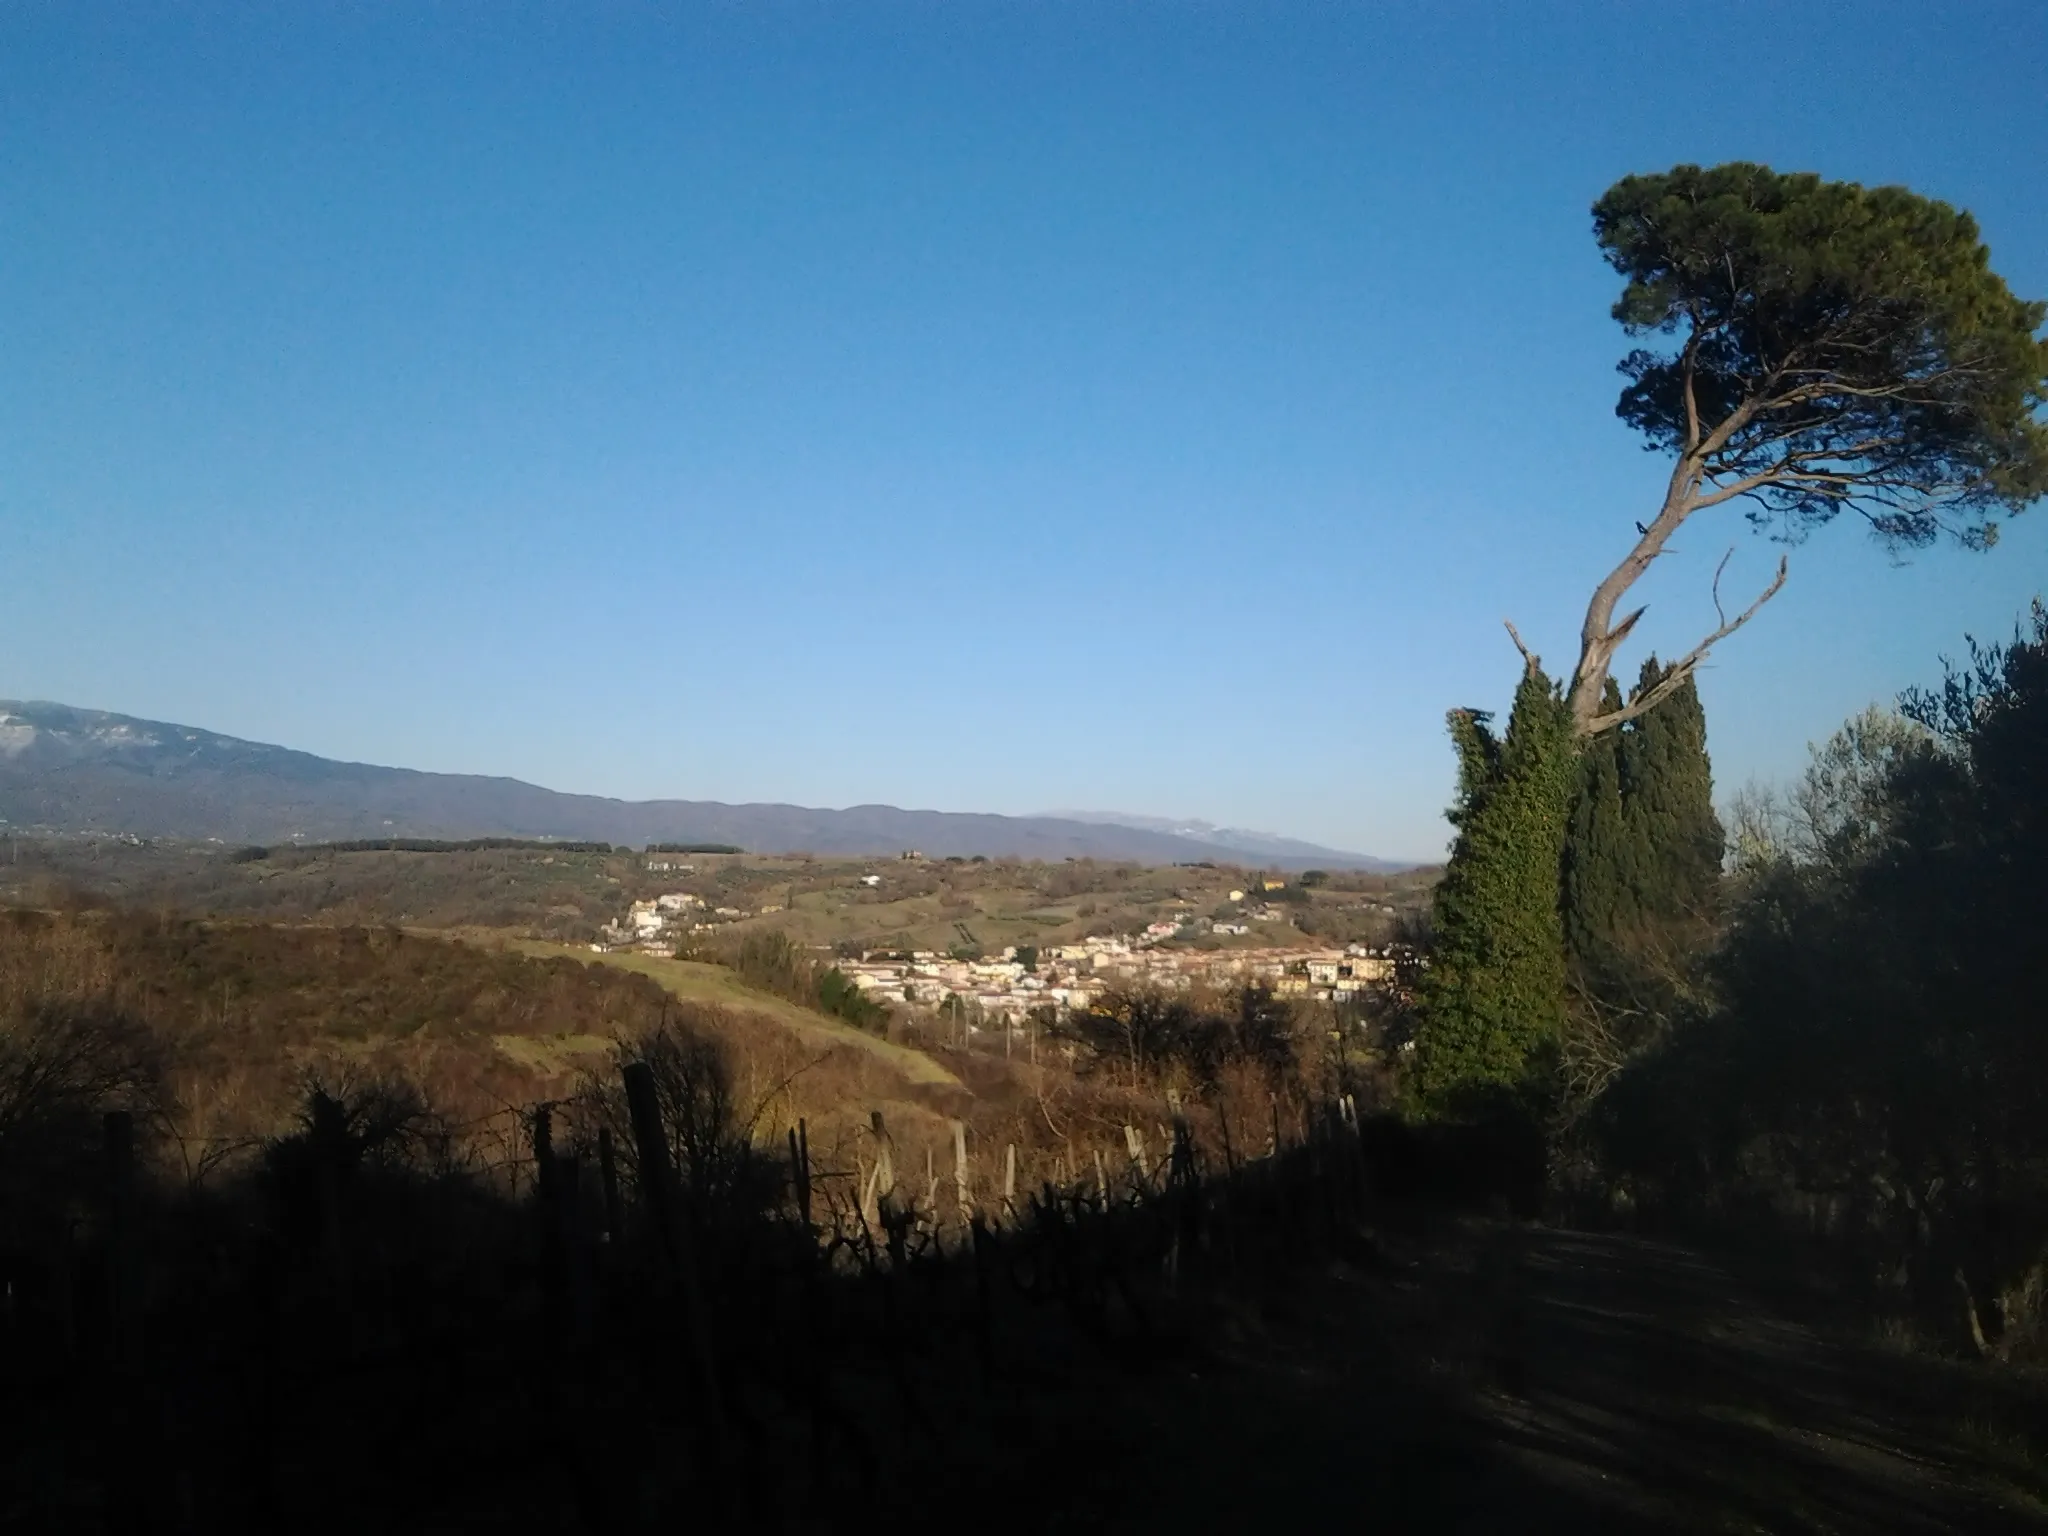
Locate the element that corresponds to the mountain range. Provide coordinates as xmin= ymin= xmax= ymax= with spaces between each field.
xmin=0 ymin=701 xmax=1405 ymax=870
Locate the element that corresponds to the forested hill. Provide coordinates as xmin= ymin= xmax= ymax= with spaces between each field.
xmin=0 ymin=700 xmax=1401 ymax=869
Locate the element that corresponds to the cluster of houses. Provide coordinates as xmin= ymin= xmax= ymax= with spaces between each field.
xmin=588 ymin=859 xmax=1408 ymax=1020
xmin=834 ymin=935 xmax=1397 ymax=1022
xmin=592 ymin=889 xmax=767 ymax=951
xmin=595 ymin=892 xmax=702 ymax=950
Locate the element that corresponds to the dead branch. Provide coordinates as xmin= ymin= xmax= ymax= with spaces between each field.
xmin=1585 ymin=555 xmax=1789 ymax=733
xmin=1503 ymin=620 xmax=1539 ymax=673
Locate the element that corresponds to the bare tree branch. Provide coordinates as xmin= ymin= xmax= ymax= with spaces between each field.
xmin=1708 ymin=547 xmax=1734 ymax=630
xmin=1584 ymin=556 xmax=1789 ymax=733
xmin=1503 ymin=619 xmax=1539 ymax=673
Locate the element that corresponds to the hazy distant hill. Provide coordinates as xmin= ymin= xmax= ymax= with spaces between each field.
xmin=0 ymin=701 xmax=1406 ymax=870
xmin=1041 ymin=811 xmax=1399 ymax=871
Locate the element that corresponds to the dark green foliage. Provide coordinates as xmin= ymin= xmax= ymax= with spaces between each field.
xmin=1563 ymin=662 xmax=1724 ymax=979
xmin=1621 ymin=661 xmax=1723 ymax=921
xmin=1599 ymin=603 xmax=2048 ymax=1354
xmin=731 ymin=929 xmax=890 ymax=1033
xmin=816 ymin=965 xmax=889 ymax=1031
xmin=1562 ymin=680 xmax=1630 ymax=971
xmin=1013 ymin=944 xmax=1039 ymax=972
xmin=644 ymin=842 xmax=744 ymax=854
xmin=1595 ymin=163 xmax=2048 ymax=547
xmin=1411 ymin=665 xmax=1576 ymax=1107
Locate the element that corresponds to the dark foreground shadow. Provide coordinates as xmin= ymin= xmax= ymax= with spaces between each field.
xmin=1085 ymin=1222 xmax=2048 ymax=1534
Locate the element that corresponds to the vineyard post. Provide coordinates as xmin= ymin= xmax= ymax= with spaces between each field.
xmin=1123 ymin=1125 xmax=1149 ymax=1190
xmin=103 ymin=1110 xmax=141 ymax=1375
xmin=952 ymin=1120 xmax=973 ymax=1231
xmin=622 ymin=1059 xmax=727 ymax=1462
xmin=788 ymin=1122 xmax=814 ymax=1235
xmin=968 ymin=1212 xmax=996 ymax=1386
xmin=597 ymin=1126 xmax=623 ymax=1248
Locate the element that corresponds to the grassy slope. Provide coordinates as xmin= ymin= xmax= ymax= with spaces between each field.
xmin=505 ymin=940 xmax=963 ymax=1090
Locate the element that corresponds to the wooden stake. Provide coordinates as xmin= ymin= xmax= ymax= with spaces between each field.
xmin=103 ymin=1111 xmax=141 ymax=1375
xmin=1166 ymin=1090 xmax=1193 ymax=1188
xmin=531 ymin=1104 xmax=554 ymax=1197
xmin=952 ymin=1119 xmax=973 ymax=1228
xmin=621 ymin=1060 xmax=726 ymax=1454
xmin=869 ymin=1110 xmax=897 ymax=1235
xmin=788 ymin=1120 xmax=813 ymax=1233
xmin=597 ymin=1126 xmax=623 ymax=1245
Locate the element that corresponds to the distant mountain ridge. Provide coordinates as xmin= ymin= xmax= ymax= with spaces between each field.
xmin=0 ymin=701 xmax=1408 ymax=870
xmin=1040 ymin=811 xmax=1391 ymax=868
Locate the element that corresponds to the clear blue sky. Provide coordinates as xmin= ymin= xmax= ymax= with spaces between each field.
xmin=4 ymin=2 xmax=2044 ymax=861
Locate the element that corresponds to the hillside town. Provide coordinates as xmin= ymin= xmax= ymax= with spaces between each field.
xmin=593 ymin=881 xmax=1401 ymax=1020
xmin=829 ymin=936 xmax=1396 ymax=1020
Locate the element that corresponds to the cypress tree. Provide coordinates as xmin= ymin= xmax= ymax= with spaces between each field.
xmin=1621 ymin=659 xmax=1723 ymax=924
xmin=1562 ymin=678 xmax=1630 ymax=974
xmin=1411 ymin=662 xmax=1577 ymax=1108
xmin=1560 ymin=658 xmax=1725 ymax=983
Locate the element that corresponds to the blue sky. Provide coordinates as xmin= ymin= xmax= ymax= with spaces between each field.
xmin=4 ymin=2 xmax=2044 ymax=861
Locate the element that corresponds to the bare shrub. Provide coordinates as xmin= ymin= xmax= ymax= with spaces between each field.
xmin=0 ymin=998 xmax=166 ymax=1236
xmin=573 ymin=1009 xmax=780 ymax=1216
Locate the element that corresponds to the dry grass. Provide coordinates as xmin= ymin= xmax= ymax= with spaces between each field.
xmin=502 ymin=939 xmax=963 ymax=1089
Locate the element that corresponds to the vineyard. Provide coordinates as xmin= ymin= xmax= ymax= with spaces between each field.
xmin=0 ymin=1009 xmax=1450 ymax=1529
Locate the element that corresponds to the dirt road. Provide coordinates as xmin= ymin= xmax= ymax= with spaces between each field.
xmin=1082 ymin=1223 xmax=2048 ymax=1532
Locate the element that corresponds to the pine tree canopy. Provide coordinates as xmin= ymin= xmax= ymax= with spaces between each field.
xmin=1551 ymin=163 xmax=2048 ymax=738
xmin=1599 ymin=165 xmax=2048 ymax=547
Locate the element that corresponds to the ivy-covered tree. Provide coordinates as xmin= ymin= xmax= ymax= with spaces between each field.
xmin=1410 ymin=662 xmax=1577 ymax=1108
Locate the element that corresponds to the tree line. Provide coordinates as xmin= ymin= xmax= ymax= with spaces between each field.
xmin=236 ymin=837 xmax=619 ymax=859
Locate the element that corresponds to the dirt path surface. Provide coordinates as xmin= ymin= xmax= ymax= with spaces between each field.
xmin=1080 ymin=1223 xmax=2047 ymax=1533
